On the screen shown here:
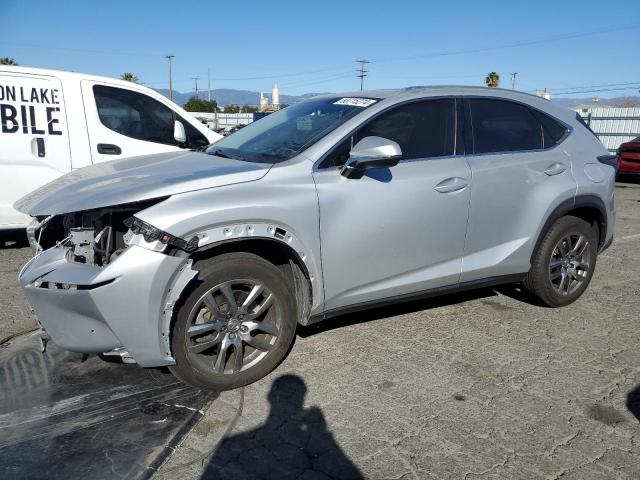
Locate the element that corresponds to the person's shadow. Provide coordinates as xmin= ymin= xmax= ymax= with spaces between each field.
xmin=202 ymin=374 xmax=363 ymax=480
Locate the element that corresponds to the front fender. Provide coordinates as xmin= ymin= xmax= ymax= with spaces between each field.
xmin=134 ymin=163 xmax=324 ymax=314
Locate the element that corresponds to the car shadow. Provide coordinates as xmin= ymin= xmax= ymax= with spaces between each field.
xmin=298 ymin=287 xmax=501 ymax=338
xmin=0 ymin=229 xmax=29 ymax=249
xmin=626 ymin=384 xmax=640 ymax=422
xmin=616 ymin=174 xmax=640 ymax=185
xmin=201 ymin=374 xmax=363 ymax=479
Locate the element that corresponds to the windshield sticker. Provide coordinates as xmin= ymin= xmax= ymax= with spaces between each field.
xmin=296 ymin=116 xmax=313 ymax=131
xmin=334 ymin=97 xmax=377 ymax=107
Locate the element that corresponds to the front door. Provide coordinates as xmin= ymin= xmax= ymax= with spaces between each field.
xmin=313 ymin=98 xmax=471 ymax=313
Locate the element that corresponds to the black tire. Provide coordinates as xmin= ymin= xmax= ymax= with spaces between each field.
xmin=524 ymin=215 xmax=598 ymax=307
xmin=169 ymin=252 xmax=297 ymax=391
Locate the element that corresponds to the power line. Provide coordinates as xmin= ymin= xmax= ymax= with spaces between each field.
xmin=542 ymin=82 xmax=640 ymax=92
xmin=0 ymin=40 xmax=164 ymax=57
xmin=209 ymin=63 xmax=354 ymax=81
xmin=370 ymin=24 xmax=640 ymax=64
xmin=281 ymin=72 xmax=354 ymax=89
xmin=550 ymin=86 xmax=640 ymax=96
xmin=4 ymin=23 xmax=638 ymax=88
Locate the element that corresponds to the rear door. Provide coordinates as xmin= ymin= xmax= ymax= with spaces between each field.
xmin=460 ymin=97 xmax=576 ymax=282
xmin=81 ymin=81 xmax=210 ymax=163
xmin=0 ymin=71 xmax=71 ymax=228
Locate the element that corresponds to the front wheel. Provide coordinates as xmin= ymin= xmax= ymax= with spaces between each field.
xmin=170 ymin=253 xmax=297 ymax=391
xmin=524 ymin=215 xmax=598 ymax=307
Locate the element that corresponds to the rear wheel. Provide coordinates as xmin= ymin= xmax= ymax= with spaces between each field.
xmin=524 ymin=216 xmax=598 ymax=307
xmin=170 ymin=253 xmax=297 ymax=391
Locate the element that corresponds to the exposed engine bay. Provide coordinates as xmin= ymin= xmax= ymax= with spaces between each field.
xmin=30 ymin=200 xmax=165 ymax=266
xmin=29 ymin=198 xmax=200 ymax=267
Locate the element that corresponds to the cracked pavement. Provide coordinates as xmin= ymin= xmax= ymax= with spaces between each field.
xmin=2 ymin=181 xmax=640 ymax=479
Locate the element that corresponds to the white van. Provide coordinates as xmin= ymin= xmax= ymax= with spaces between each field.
xmin=0 ymin=66 xmax=222 ymax=229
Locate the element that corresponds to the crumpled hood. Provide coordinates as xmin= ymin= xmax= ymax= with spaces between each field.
xmin=15 ymin=151 xmax=271 ymax=216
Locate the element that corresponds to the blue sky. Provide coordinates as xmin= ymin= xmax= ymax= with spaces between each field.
xmin=1 ymin=0 xmax=638 ymax=98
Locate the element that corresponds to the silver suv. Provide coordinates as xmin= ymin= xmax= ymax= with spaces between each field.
xmin=16 ymin=87 xmax=615 ymax=390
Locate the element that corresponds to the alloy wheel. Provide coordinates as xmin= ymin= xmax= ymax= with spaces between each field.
xmin=548 ymin=233 xmax=592 ymax=296
xmin=185 ymin=279 xmax=280 ymax=374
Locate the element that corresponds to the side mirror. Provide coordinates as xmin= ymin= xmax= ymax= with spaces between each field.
xmin=174 ymin=120 xmax=187 ymax=144
xmin=340 ymin=136 xmax=402 ymax=179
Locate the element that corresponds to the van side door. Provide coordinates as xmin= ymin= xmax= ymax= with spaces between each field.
xmin=80 ymin=81 xmax=210 ymax=163
xmin=0 ymin=71 xmax=71 ymax=228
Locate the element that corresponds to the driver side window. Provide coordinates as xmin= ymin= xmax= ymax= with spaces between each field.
xmin=321 ymin=98 xmax=456 ymax=168
xmin=93 ymin=85 xmax=177 ymax=146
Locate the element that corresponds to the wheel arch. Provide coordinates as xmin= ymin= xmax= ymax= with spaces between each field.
xmin=169 ymin=233 xmax=314 ymax=331
xmin=191 ymin=237 xmax=313 ymax=324
xmin=531 ymin=194 xmax=607 ymax=263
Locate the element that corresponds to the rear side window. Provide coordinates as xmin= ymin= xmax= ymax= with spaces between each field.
xmin=469 ymin=99 xmax=542 ymax=153
xmin=532 ymin=109 xmax=568 ymax=147
xmin=321 ymin=98 xmax=455 ymax=167
xmin=93 ymin=85 xmax=177 ymax=146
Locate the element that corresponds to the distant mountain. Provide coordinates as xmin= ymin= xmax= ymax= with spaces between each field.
xmin=155 ymin=88 xmax=639 ymax=110
xmin=155 ymin=88 xmax=326 ymax=107
xmin=551 ymin=96 xmax=640 ymax=109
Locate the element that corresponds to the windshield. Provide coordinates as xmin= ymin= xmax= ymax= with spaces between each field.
xmin=205 ymin=97 xmax=379 ymax=163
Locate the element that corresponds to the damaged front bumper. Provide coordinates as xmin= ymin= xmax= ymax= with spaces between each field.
xmin=19 ymin=245 xmax=196 ymax=367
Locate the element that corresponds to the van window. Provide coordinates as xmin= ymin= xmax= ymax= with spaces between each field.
xmin=180 ymin=116 xmax=210 ymax=149
xmin=469 ymin=99 xmax=542 ymax=153
xmin=93 ymin=85 xmax=177 ymax=146
xmin=321 ymin=98 xmax=455 ymax=167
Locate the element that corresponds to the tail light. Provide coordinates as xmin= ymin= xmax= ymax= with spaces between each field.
xmin=597 ymin=154 xmax=619 ymax=172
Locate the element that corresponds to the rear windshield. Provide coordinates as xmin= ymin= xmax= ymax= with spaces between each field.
xmin=205 ymin=97 xmax=378 ymax=163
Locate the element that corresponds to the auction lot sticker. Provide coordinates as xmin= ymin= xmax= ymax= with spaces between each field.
xmin=334 ymin=98 xmax=377 ymax=107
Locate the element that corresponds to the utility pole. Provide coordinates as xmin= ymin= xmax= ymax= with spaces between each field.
xmin=192 ymin=77 xmax=200 ymax=99
xmin=165 ymin=55 xmax=175 ymax=101
xmin=510 ymin=72 xmax=518 ymax=90
xmin=207 ymin=68 xmax=211 ymax=102
xmin=356 ymin=59 xmax=370 ymax=91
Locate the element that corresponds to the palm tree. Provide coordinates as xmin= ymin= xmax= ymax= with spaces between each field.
xmin=0 ymin=57 xmax=18 ymax=65
xmin=485 ymin=72 xmax=500 ymax=88
xmin=120 ymin=72 xmax=139 ymax=83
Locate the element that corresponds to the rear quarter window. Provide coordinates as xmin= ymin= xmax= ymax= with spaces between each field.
xmin=531 ymin=110 xmax=568 ymax=148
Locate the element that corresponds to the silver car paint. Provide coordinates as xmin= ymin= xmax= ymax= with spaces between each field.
xmin=19 ymin=245 xmax=189 ymax=366
xmin=16 ymin=86 xmax=615 ymax=367
xmin=14 ymin=150 xmax=270 ymax=216
xmin=313 ymin=155 xmax=471 ymax=312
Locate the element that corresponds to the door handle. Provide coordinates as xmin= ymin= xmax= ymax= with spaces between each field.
xmin=30 ymin=137 xmax=46 ymax=157
xmin=36 ymin=138 xmax=45 ymax=157
xmin=434 ymin=177 xmax=469 ymax=193
xmin=97 ymin=143 xmax=122 ymax=155
xmin=544 ymin=162 xmax=567 ymax=176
